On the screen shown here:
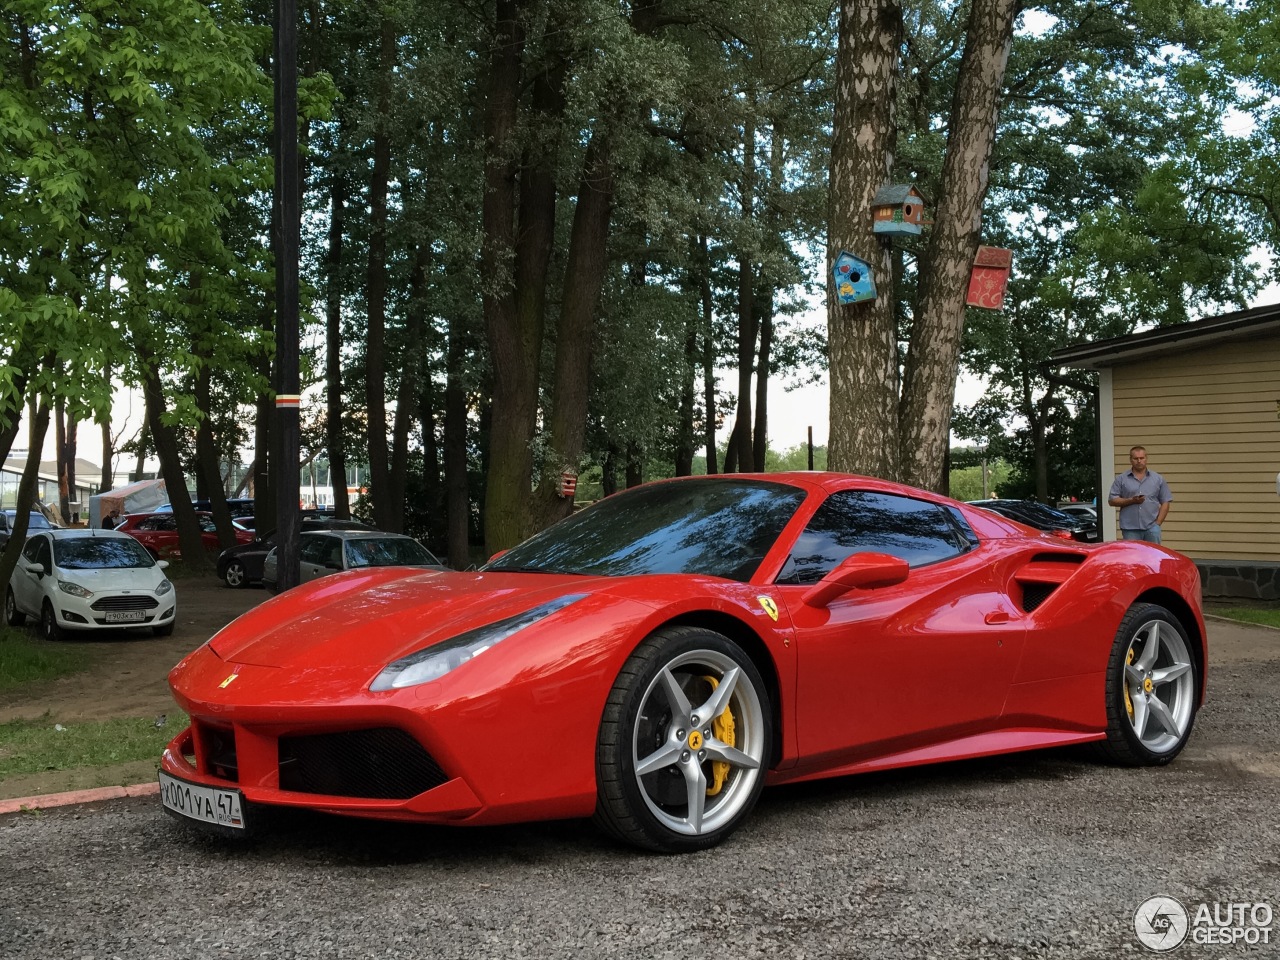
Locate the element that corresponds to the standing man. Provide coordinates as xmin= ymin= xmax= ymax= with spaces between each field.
xmin=1108 ymin=445 xmax=1172 ymax=543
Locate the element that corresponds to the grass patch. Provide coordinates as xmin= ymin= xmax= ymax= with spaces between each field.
xmin=0 ymin=712 xmax=187 ymax=778
xmin=1207 ymin=606 xmax=1280 ymax=629
xmin=0 ymin=628 xmax=89 ymax=690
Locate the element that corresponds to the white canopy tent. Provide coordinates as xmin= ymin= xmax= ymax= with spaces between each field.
xmin=88 ymin=477 xmax=168 ymax=527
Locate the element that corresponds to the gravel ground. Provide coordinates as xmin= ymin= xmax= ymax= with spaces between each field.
xmin=3 ymin=636 xmax=1278 ymax=959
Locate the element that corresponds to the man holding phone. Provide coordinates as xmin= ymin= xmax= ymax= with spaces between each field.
xmin=1108 ymin=445 xmax=1172 ymax=543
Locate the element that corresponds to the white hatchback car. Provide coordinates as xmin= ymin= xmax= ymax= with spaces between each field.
xmin=5 ymin=529 xmax=177 ymax=641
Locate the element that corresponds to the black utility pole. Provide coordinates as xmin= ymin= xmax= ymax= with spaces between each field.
xmin=272 ymin=0 xmax=301 ymax=591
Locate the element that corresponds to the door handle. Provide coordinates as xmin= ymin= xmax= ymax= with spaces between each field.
xmin=984 ymin=610 xmax=1010 ymax=625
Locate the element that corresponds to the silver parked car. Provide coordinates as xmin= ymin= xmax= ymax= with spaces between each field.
xmin=262 ymin=530 xmax=446 ymax=593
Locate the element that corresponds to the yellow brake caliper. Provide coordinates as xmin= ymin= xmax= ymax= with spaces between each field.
xmin=701 ymin=675 xmax=737 ymax=796
xmin=1124 ymin=647 xmax=1135 ymax=720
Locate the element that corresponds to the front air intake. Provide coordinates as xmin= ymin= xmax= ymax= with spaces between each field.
xmin=278 ymin=727 xmax=448 ymax=799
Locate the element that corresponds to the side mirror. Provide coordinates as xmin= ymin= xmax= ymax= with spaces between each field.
xmin=157 ymin=559 xmax=169 ymax=569
xmin=802 ymin=552 xmax=909 ymax=608
xmin=22 ymin=560 xmax=47 ymax=577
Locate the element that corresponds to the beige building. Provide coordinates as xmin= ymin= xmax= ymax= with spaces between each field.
xmin=1051 ymin=303 xmax=1280 ymax=598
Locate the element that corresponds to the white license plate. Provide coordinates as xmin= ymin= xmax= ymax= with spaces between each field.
xmin=159 ymin=771 xmax=245 ymax=829
xmin=105 ymin=610 xmax=145 ymax=623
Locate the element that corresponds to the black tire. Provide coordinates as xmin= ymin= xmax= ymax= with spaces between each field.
xmin=41 ymin=601 xmax=65 ymax=642
xmin=1097 ymin=603 xmax=1198 ymax=766
xmin=5 ymin=587 xmax=24 ymax=627
xmin=594 ymin=626 xmax=771 ymax=853
xmin=223 ymin=560 xmax=247 ymax=589
xmin=153 ymin=621 xmax=175 ymax=637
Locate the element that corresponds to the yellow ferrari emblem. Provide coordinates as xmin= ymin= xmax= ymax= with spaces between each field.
xmin=688 ymin=730 xmax=704 ymax=750
xmin=757 ymin=596 xmax=779 ymax=621
xmin=219 ymin=673 xmax=239 ymax=689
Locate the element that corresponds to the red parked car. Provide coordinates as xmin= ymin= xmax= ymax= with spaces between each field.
xmin=116 ymin=512 xmax=255 ymax=559
xmin=160 ymin=473 xmax=1206 ymax=852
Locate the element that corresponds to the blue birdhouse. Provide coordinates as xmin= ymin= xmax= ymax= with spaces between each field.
xmin=871 ymin=185 xmax=927 ymax=236
xmin=832 ymin=251 xmax=876 ymax=304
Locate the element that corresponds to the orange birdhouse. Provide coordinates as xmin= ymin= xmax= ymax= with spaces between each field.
xmin=871 ymin=185 xmax=927 ymax=236
xmin=966 ymin=246 xmax=1014 ymax=310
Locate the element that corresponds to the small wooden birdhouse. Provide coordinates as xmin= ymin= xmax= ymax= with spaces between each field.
xmin=966 ymin=246 xmax=1014 ymax=310
xmin=871 ymin=185 xmax=927 ymax=236
xmin=832 ymin=250 xmax=876 ymax=305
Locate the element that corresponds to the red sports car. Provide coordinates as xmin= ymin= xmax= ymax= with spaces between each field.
xmin=117 ymin=511 xmax=255 ymax=558
xmin=159 ymin=473 xmax=1206 ymax=852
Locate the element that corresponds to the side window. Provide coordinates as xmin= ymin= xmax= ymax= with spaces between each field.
xmin=34 ymin=538 xmax=53 ymax=568
xmin=780 ymin=490 xmax=970 ymax=584
xmin=199 ymin=516 xmax=217 ymax=533
xmin=299 ymin=536 xmax=330 ymax=565
xmin=21 ymin=537 xmax=42 ymax=563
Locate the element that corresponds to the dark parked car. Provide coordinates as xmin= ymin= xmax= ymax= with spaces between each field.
xmin=217 ymin=517 xmax=375 ymax=588
xmin=967 ymin=499 xmax=1100 ymax=543
xmin=261 ymin=530 xmax=446 ymax=593
xmin=0 ymin=510 xmax=58 ymax=550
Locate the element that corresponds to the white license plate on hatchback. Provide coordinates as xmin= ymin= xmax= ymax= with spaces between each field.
xmin=159 ymin=771 xmax=245 ymax=829
xmin=105 ymin=610 xmax=145 ymax=623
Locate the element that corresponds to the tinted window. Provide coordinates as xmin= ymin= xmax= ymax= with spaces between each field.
xmin=54 ymin=537 xmax=155 ymax=569
xmin=486 ymin=479 xmax=807 ymax=582
xmin=779 ymin=490 xmax=970 ymax=584
xmin=344 ymin=537 xmax=438 ymax=568
xmin=21 ymin=537 xmax=41 ymax=562
xmin=299 ymin=535 xmax=334 ymax=565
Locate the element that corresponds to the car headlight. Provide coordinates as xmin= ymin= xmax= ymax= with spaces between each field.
xmin=156 ymin=579 xmax=174 ymax=596
xmin=57 ymin=580 xmax=92 ymax=599
xmin=370 ymin=594 xmax=587 ymax=691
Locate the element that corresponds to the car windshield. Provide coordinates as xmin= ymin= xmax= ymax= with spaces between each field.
xmin=54 ymin=537 xmax=156 ymax=569
xmin=344 ymin=537 xmax=440 ymax=568
xmin=485 ymin=478 xmax=807 ymax=581
xmin=5 ymin=511 xmax=51 ymax=530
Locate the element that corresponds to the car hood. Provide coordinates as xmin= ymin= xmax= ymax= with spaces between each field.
xmin=56 ymin=566 xmax=168 ymax=591
xmin=208 ymin=567 xmax=607 ymax=669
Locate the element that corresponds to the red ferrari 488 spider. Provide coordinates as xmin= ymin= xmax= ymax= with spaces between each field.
xmin=160 ymin=473 xmax=1206 ymax=852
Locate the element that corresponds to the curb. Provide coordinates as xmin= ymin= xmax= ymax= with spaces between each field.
xmin=0 ymin=781 xmax=159 ymax=816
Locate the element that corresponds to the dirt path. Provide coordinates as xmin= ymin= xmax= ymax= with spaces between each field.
xmin=1 ymin=576 xmax=265 ymax=725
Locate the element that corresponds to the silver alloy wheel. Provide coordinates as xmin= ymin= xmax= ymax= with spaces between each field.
xmin=631 ymin=648 xmax=765 ymax=837
xmin=1123 ymin=617 xmax=1195 ymax=755
xmin=5 ymin=588 xmax=21 ymax=626
xmin=224 ymin=560 xmax=246 ymax=588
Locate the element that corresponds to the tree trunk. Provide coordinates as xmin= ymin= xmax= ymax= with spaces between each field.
xmin=100 ymin=414 xmax=112 ymax=492
xmin=194 ymin=364 xmax=238 ymax=548
xmin=675 ymin=315 xmax=696 ymax=477
xmin=827 ymin=0 xmax=902 ymax=481
xmin=443 ymin=316 xmax=470 ymax=569
xmin=899 ymin=0 xmax=1018 ymax=492
xmin=363 ymin=11 xmax=396 ymax=530
xmin=325 ymin=127 xmax=351 ymax=520
xmin=55 ymin=398 xmax=69 ymax=521
xmin=732 ymin=104 xmax=757 ymax=473
xmin=387 ymin=245 xmax=430 ymax=534
xmin=752 ymin=292 xmax=773 ymax=470
xmin=532 ymin=135 xmax=614 ymax=530
xmin=481 ymin=1 xmax=556 ymax=553
xmin=0 ymin=396 xmax=50 ymax=589
xmin=132 ymin=419 xmax=150 ymax=482
xmin=699 ymin=235 xmax=717 ymax=474
xmin=142 ymin=365 xmax=209 ymax=569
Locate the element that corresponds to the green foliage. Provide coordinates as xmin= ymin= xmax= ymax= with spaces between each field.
xmin=947 ymin=458 xmax=1014 ymax=502
xmin=1206 ymin=605 xmax=1280 ymax=629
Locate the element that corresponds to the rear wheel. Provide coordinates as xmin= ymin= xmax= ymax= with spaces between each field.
xmin=1098 ymin=603 xmax=1198 ymax=765
xmin=5 ymin=587 xmax=24 ymax=627
xmin=595 ymin=626 xmax=771 ymax=852
xmin=41 ymin=601 xmax=65 ymax=642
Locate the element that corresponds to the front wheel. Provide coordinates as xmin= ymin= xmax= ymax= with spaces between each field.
xmin=1099 ymin=603 xmax=1198 ymax=765
xmin=595 ymin=626 xmax=771 ymax=853
xmin=223 ymin=560 xmax=247 ymax=589
xmin=41 ymin=601 xmax=65 ymax=642
xmin=5 ymin=587 xmax=24 ymax=627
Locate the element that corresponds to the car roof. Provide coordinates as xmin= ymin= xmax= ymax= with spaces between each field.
xmin=300 ymin=530 xmax=417 ymax=541
xmin=46 ymin=528 xmax=137 ymax=540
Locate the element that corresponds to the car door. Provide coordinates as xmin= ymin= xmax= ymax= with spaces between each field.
xmin=775 ymin=490 xmax=1027 ymax=769
xmin=298 ymin=534 xmax=336 ymax=584
xmin=13 ymin=535 xmax=51 ymax=615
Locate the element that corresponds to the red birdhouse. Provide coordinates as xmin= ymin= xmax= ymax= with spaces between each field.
xmin=966 ymin=246 xmax=1013 ymax=310
xmin=558 ymin=471 xmax=578 ymax=499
